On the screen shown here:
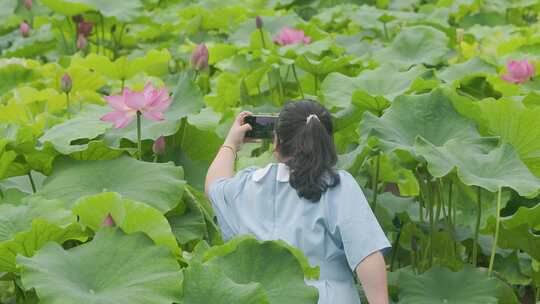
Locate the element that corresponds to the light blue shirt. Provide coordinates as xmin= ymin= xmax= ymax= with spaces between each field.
xmin=209 ymin=163 xmax=391 ymax=304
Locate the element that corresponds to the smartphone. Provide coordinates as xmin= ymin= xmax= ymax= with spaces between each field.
xmin=244 ymin=115 xmax=278 ymax=139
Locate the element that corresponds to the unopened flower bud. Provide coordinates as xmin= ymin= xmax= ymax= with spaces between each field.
xmin=153 ymin=136 xmax=166 ymax=155
xmin=61 ymin=73 xmax=72 ymax=93
xmin=23 ymin=0 xmax=32 ymax=10
xmin=255 ymin=16 xmax=263 ymax=29
xmin=77 ymin=34 xmax=87 ymax=50
xmin=77 ymin=21 xmax=93 ymax=37
xmin=20 ymin=22 xmax=30 ymax=38
xmin=101 ymin=213 xmax=116 ymax=227
xmin=190 ymin=43 xmax=209 ymax=71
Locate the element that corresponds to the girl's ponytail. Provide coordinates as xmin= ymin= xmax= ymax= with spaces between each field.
xmin=276 ymin=100 xmax=340 ymax=202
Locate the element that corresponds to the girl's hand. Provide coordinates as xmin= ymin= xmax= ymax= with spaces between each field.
xmin=224 ymin=111 xmax=253 ymax=150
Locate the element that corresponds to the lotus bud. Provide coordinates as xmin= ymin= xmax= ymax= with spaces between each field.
xmin=101 ymin=213 xmax=116 ymax=227
xmin=77 ymin=34 xmax=87 ymax=50
xmin=20 ymin=22 xmax=30 ymax=38
xmin=190 ymin=43 xmax=209 ymax=71
xmin=456 ymin=28 xmax=464 ymax=44
xmin=61 ymin=73 xmax=72 ymax=93
xmin=152 ymin=136 xmax=166 ymax=155
xmin=72 ymin=14 xmax=83 ymax=23
xmin=77 ymin=21 xmax=93 ymax=37
xmin=255 ymin=16 xmax=263 ymax=29
xmin=23 ymin=0 xmax=32 ymax=10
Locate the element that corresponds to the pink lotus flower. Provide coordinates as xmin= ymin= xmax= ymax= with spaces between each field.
xmin=100 ymin=82 xmax=171 ymax=128
xmin=101 ymin=213 xmax=115 ymax=227
xmin=501 ymin=59 xmax=535 ymax=84
xmin=273 ymin=27 xmax=311 ymax=46
xmin=20 ymin=22 xmax=30 ymax=38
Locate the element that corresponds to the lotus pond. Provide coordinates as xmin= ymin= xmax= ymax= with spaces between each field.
xmin=1 ymin=0 xmax=540 ymax=303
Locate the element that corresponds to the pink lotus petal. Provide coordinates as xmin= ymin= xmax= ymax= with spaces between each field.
xmin=142 ymin=111 xmax=165 ymax=121
xmin=100 ymin=111 xmax=135 ymax=128
xmin=502 ymin=59 xmax=535 ymax=84
xmin=274 ymin=27 xmax=311 ymax=46
xmin=104 ymin=95 xmax=127 ymax=111
xmin=101 ymin=213 xmax=115 ymax=227
xmin=124 ymin=90 xmax=147 ymax=110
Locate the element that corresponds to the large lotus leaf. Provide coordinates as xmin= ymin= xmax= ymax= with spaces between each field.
xmin=0 ymin=198 xmax=85 ymax=272
xmin=17 ymin=228 xmax=182 ymax=304
xmin=38 ymin=105 xmax=111 ymax=154
xmin=182 ymin=262 xmax=269 ymax=304
xmin=437 ymin=57 xmax=497 ymax=83
xmin=40 ymin=0 xmax=142 ymax=21
xmin=477 ymin=98 xmax=540 ymax=177
xmin=0 ymin=64 xmax=37 ymax=97
xmin=488 ymin=205 xmax=540 ymax=261
xmin=416 ymin=137 xmax=540 ymax=196
xmin=0 ymin=219 xmax=85 ymax=273
xmin=360 ymin=88 xmax=481 ymax=154
xmin=294 ymin=55 xmax=354 ymax=77
xmin=73 ymin=192 xmax=180 ymax=255
xmin=321 ymin=65 xmax=425 ymax=108
xmin=374 ymin=26 xmax=449 ymax=67
xmin=398 ymin=265 xmax=510 ymax=304
xmin=36 ymin=156 xmax=185 ymax=213
xmin=104 ymin=71 xmax=204 ymax=146
xmin=198 ymin=237 xmax=319 ymax=303
xmin=70 ymin=50 xmax=172 ymax=81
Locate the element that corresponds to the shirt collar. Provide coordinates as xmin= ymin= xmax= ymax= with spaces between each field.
xmin=252 ymin=163 xmax=290 ymax=182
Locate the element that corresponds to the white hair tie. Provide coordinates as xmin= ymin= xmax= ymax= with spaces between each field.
xmin=306 ymin=114 xmax=320 ymax=124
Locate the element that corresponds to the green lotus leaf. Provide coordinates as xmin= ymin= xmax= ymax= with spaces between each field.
xmin=294 ymin=55 xmax=354 ymax=77
xmin=416 ymin=137 xmax=540 ymax=195
xmin=437 ymin=57 xmax=497 ymax=83
xmin=360 ymin=88 xmax=481 ymax=154
xmin=0 ymin=64 xmax=37 ymax=98
xmin=205 ymin=72 xmax=241 ymax=112
xmin=104 ymin=71 xmax=204 ymax=146
xmin=38 ymin=105 xmax=111 ymax=154
xmin=0 ymin=198 xmax=85 ymax=272
xmin=73 ymin=192 xmax=180 ymax=256
xmin=321 ymin=65 xmax=425 ymax=108
xmin=488 ymin=205 xmax=540 ymax=261
xmin=36 ymin=156 xmax=185 ymax=212
xmin=1 ymin=25 xmax=56 ymax=59
xmin=182 ymin=262 xmax=269 ymax=304
xmin=371 ymin=153 xmax=419 ymax=196
xmin=40 ymin=0 xmax=142 ymax=21
xmin=0 ymin=219 xmax=85 ymax=273
xmin=17 ymin=228 xmax=182 ymax=304
xmin=182 ymin=236 xmax=318 ymax=303
xmin=398 ymin=265 xmax=500 ymax=304
xmin=477 ymin=98 xmax=540 ymax=177
xmin=374 ymin=25 xmax=449 ymax=67
xmin=167 ymin=185 xmax=221 ymax=246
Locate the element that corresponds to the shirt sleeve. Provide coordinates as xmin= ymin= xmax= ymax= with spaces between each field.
xmin=335 ymin=171 xmax=392 ymax=272
xmin=207 ymin=167 xmax=256 ymax=241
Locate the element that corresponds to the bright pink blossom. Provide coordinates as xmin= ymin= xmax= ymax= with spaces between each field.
xmin=273 ymin=27 xmax=311 ymax=46
xmin=501 ymin=59 xmax=535 ymax=84
xmin=20 ymin=22 xmax=30 ymax=38
xmin=100 ymin=82 xmax=171 ymax=128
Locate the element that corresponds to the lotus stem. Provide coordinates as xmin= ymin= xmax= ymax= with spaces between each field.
xmin=427 ymin=181 xmax=434 ymax=267
xmin=99 ymin=14 xmax=105 ymax=55
xmin=258 ymin=28 xmax=266 ymax=49
xmin=121 ymin=78 xmax=125 ymax=91
xmin=136 ymin=111 xmax=142 ymax=160
xmin=65 ymin=92 xmax=71 ymax=118
xmin=383 ymin=22 xmax=389 ymax=41
xmin=473 ymin=187 xmax=482 ymax=266
xmin=488 ymin=187 xmax=502 ymax=276
xmin=370 ymin=153 xmax=381 ymax=211
xmin=27 ymin=171 xmax=36 ymax=193
xmin=153 ymin=154 xmax=158 ymax=163
xmin=292 ymin=64 xmax=304 ymax=98
xmin=390 ymin=226 xmax=401 ymax=271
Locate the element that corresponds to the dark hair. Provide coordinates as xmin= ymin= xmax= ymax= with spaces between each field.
xmin=275 ymin=99 xmax=340 ymax=202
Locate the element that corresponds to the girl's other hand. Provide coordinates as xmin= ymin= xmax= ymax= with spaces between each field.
xmin=224 ymin=111 xmax=253 ymax=150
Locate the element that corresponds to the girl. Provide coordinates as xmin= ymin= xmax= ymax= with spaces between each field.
xmin=205 ymin=100 xmax=390 ymax=304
